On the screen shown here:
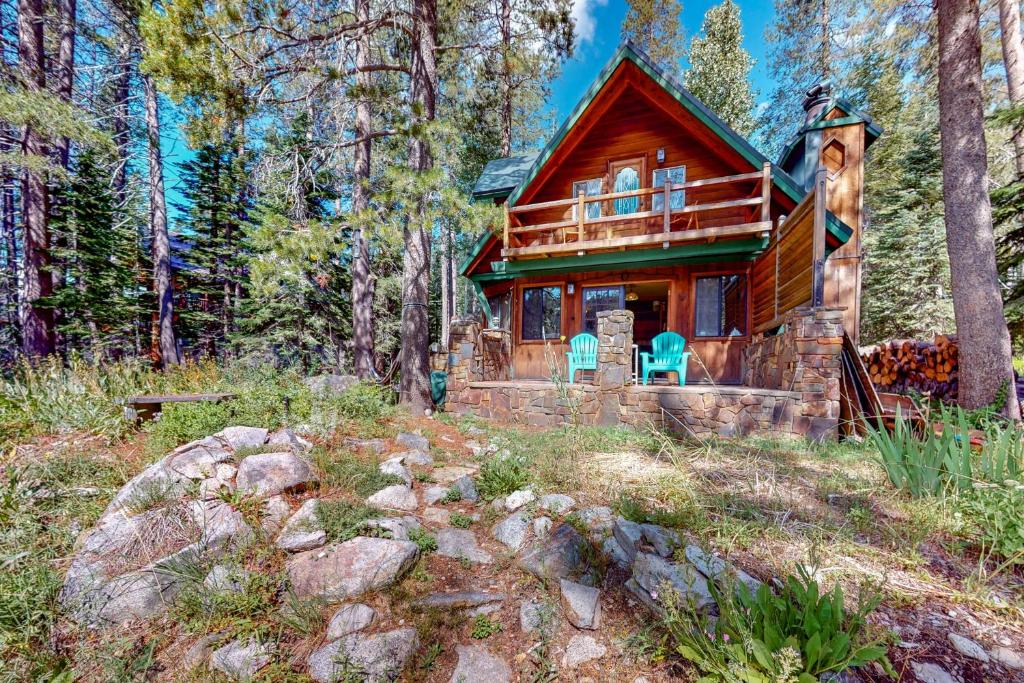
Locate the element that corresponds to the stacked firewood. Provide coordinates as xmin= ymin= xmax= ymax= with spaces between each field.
xmin=861 ymin=335 xmax=959 ymax=401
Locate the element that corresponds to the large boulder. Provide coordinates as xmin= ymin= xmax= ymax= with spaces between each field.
xmin=276 ymin=499 xmax=326 ymax=552
xmin=307 ymin=628 xmax=419 ymax=683
xmin=236 ymin=452 xmax=317 ymax=497
xmin=366 ymin=484 xmax=418 ymax=511
xmin=215 ymin=426 xmax=269 ymax=451
xmin=286 ymin=537 xmax=419 ymax=601
xmin=448 ymin=644 xmax=511 ymax=683
xmin=628 ymin=552 xmax=714 ymax=613
xmin=209 ymin=637 xmax=275 ymax=681
xmin=492 ymin=511 xmax=531 ymax=551
xmin=518 ymin=523 xmax=588 ymax=581
xmin=395 ymin=432 xmax=429 ymax=451
xmin=325 ymin=603 xmax=377 ymax=640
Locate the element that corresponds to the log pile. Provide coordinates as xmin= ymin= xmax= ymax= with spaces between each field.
xmin=860 ymin=335 xmax=959 ymax=401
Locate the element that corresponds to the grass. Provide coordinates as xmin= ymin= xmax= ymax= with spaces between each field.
xmin=316 ymin=500 xmax=382 ymax=543
xmin=312 ymin=446 xmax=404 ymax=497
xmin=449 ymin=512 xmax=473 ymax=528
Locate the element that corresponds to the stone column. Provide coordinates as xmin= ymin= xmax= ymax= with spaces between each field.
xmin=594 ymin=309 xmax=634 ymax=390
xmin=446 ymin=318 xmax=482 ymax=392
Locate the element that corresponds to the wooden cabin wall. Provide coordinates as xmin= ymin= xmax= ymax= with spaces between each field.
xmin=482 ymin=261 xmax=753 ymax=383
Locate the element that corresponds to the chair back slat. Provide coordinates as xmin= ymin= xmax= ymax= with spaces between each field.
xmin=651 ymin=332 xmax=686 ymax=363
xmin=570 ymin=333 xmax=598 ymax=361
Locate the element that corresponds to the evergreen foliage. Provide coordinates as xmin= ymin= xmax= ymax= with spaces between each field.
xmin=621 ymin=0 xmax=686 ymax=73
xmin=684 ymin=0 xmax=755 ymax=135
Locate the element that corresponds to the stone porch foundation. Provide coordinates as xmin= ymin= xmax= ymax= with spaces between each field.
xmin=446 ymin=307 xmax=845 ymax=440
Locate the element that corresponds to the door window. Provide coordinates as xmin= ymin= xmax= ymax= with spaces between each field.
xmin=694 ymin=274 xmax=747 ymax=337
xmin=582 ymin=285 xmax=624 ymax=334
xmin=613 ymin=167 xmax=640 ymax=215
xmin=652 ymin=166 xmax=686 ymax=212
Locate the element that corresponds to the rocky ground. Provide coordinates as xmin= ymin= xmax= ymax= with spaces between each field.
xmin=39 ymin=411 xmax=1024 ymax=682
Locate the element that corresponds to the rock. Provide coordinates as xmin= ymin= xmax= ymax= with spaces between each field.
xmin=613 ymin=517 xmax=644 ymax=561
xmin=520 ymin=600 xmax=558 ymax=635
xmin=168 ymin=444 xmax=234 ymax=480
xmin=576 ymin=506 xmax=614 ymax=540
xmin=394 ymin=449 xmax=433 ymax=466
xmin=602 ymin=536 xmax=632 ymax=569
xmin=180 ymin=632 xmax=228 ymax=673
xmin=490 ymin=496 xmax=506 ymax=510
xmin=307 ymin=628 xmax=418 ymax=683
xmin=366 ymin=484 xmax=418 ymax=511
xmin=276 ymin=499 xmax=327 ymax=552
xmin=210 ymin=637 xmax=274 ymax=680
xmin=538 ymin=493 xmax=575 ymax=514
xmin=411 ymin=591 xmax=505 ymax=611
xmin=215 ymin=426 xmax=269 ymax=451
xmin=305 ymin=374 xmax=358 ymax=396
xmin=991 ymin=646 xmax=1024 ymax=670
xmin=433 ymin=466 xmax=477 ymax=484
xmin=267 ymin=428 xmax=312 ymax=452
xmin=449 ymin=644 xmax=512 ymax=683
xmin=562 ymin=634 xmax=606 ymax=669
xmin=343 ymin=437 xmax=386 ymax=455
xmin=102 ymin=458 xmax=187 ymax=516
xmin=684 ymin=546 xmax=762 ymax=593
xmin=362 ymin=516 xmax=420 ymax=541
xmin=947 ymin=633 xmax=988 ymax=662
xmin=423 ymin=507 xmax=450 ymax=526
xmin=190 ymin=500 xmax=253 ymax=549
xmin=261 ymin=496 xmax=291 ymax=534
xmin=199 ymin=477 xmax=234 ymax=501
xmin=909 ymin=661 xmax=959 ymax=683
xmin=74 ymin=565 xmax=184 ymax=625
xmin=424 ymin=486 xmax=448 ymax=505
xmin=560 ymin=578 xmax=601 ymax=630
xmin=452 ymin=475 xmax=479 ymax=502
xmin=630 ymin=553 xmax=714 ymax=612
xmin=236 ymin=452 xmax=316 ymax=497
xmin=286 ymin=537 xmax=419 ymax=600
xmin=505 ymin=489 xmax=535 ymax=510
xmin=533 ymin=516 xmax=552 ymax=538
xmin=518 ymin=523 xmax=588 ymax=581
xmin=436 ymin=528 xmax=492 ymax=564
xmin=396 ymin=432 xmax=429 ymax=451
xmin=492 ymin=511 xmax=531 ymax=551
xmin=204 ymin=565 xmax=251 ymax=593
xmin=640 ymin=524 xmax=681 ymax=558
xmin=379 ymin=458 xmax=413 ymax=486
xmin=326 ymin=603 xmax=376 ymax=640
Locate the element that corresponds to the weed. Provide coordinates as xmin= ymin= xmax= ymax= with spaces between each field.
xmin=958 ymin=482 xmax=1024 ymax=576
xmin=276 ymin=591 xmax=326 ymax=635
xmin=408 ymin=527 xmax=438 ymax=553
xmin=476 ymin=451 xmax=531 ymax=500
xmin=624 ymin=623 xmax=669 ymax=664
xmin=450 ymin=512 xmax=473 ymax=529
xmin=413 ymin=471 xmax=433 ymax=483
xmin=313 ymin=446 xmax=404 ymax=496
xmin=316 ymin=500 xmax=381 ymax=543
xmin=418 ymin=642 xmax=443 ymax=672
xmin=174 ymin=568 xmax=281 ymax=635
xmin=470 ymin=614 xmax=502 ymax=639
xmin=440 ymin=487 xmax=462 ymax=504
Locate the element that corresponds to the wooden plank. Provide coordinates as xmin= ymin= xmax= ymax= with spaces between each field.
xmin=126 ymin=393 xmax=236 ymax=404
xmin=502 ymin=221 xmax=770 ymax=258
xmin=812 ymin=166 xmax=827 ymax=307
xmin=577 ymin=192 xmax=585 ymax=242
xmin=503 ymin=205 xmax=510 ymax=250
xmin=678 ymin=196 xmax=762 ymax=214
xmin=761 ymin=161 xmax=771 ymax=224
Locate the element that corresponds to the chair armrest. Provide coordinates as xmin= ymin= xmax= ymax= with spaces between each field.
xmin=640 ymin=352 xmax=651 ymax=361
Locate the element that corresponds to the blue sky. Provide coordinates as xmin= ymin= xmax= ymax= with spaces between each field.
xmin=548 ymin=0 xmax=776 ymax=123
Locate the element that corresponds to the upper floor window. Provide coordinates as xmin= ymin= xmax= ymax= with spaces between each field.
xmin=572 ymin=179 xmax=602 ymax=220
xmin=522 ymin=286 xmax=562 ymax=340
xmin=652 ymin=166 xmax=686 ymax=212
xmin=694 ymin=274 xmax=747 ymax=337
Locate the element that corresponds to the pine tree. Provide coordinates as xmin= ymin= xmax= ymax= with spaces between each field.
xmin=620 ymin=0 xmax=685 ymax=73
xmin=684 ymin=0 xmax=755 ymax=135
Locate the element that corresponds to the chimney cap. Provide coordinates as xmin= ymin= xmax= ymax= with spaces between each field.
xmin=802 ymin=81 xmax=833 ymax=113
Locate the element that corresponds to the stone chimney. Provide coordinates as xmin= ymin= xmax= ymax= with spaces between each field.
xmin=801 ymin=82 xmax=832 ymax=126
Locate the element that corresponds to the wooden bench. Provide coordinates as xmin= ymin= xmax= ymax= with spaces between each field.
xmin=122 ymin=393 xmax=237 ymax=422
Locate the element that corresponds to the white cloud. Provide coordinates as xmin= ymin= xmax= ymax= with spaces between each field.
xmin=571 ymin=0 xmax=608 ymax=46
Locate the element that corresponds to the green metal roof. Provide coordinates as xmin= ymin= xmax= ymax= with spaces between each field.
xmin=471 ymin=152 xmax=540 ymax=200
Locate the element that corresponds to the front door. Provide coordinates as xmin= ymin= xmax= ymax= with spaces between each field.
xmin=608 ymin=157 xmax=646 ymax=216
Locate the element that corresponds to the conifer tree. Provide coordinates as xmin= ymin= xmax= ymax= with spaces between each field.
xmin=620 ymin=0 xmax=685 ymax=72
xmin=684 ymin=0 xmax=755 ymax=135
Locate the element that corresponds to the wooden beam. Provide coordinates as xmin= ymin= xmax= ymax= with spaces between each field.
xmin=761 ymin=161 xmax=771 ymax=224
xmin=502 ymin=205 xmax=510 ymax=250
xmin=501 ymin=221 xmax=771 ymax=259
xmin=662 ymin=176 xmax=670 ymax=249
xmin=812 ymin=166 xmax=827 ymax=307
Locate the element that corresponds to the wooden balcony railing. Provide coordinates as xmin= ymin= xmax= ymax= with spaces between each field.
xmin=502 ymin=161 xmax=773 ymax=260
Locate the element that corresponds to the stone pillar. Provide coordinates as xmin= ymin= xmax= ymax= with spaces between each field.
xmin=447 ymin=318 xmax=481 ymax=392
xmin=594 ymin=309 xmax=634 ymax=390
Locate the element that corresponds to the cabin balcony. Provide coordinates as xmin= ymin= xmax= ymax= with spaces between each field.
xmin=502 ymin=162 xmax=773 ymax=260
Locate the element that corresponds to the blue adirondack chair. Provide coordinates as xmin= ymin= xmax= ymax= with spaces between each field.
xmin=640 ymin=332 xmax=691 ymax=386
xmin=566 ymin=333 xmax=598 ymax=383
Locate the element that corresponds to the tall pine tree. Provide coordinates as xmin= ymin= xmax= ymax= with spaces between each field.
xmin=684 ymin=0 xmax=755 ymax=135
xmin=620 ymin=0 xmax=685 ymax=73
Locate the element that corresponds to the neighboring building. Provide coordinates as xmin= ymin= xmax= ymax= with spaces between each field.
xmin=448 ymin=43 xmax=880 ymax=440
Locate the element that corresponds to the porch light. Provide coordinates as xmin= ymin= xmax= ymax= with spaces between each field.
xmin=567 ymin=283 xmax=575 ymax=295
xmin=626 ymin=290 xmax=639 ymax=302
xmin=656 ymin=148 xmax=665 ymax=164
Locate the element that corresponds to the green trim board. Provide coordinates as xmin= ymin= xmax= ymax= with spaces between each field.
xmin=504 ymin=42 xmax=806 ymax=208
xmin=459 ymin=230 xmax=498 ymax=276
xmin=471 ymin=279 xmax=494 ymax=322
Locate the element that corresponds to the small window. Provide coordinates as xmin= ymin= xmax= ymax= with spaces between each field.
xmin=486 ymin=291 xmax=511 ymax=330
xmin=652 ymin=166 xmax=686 ymax=212
xmin=571 ymin=178 xmax=602 ymax=220
xmin=582 ymin=286 xmax=624 ymax=334
xmin=694 ymin=274 xmax=747 ymax=337
xmin=522 ymin=286 xmax=562 ymax=341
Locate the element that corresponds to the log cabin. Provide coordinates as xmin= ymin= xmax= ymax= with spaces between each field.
xmin=447 ymin=43 xmax=881 ymax=440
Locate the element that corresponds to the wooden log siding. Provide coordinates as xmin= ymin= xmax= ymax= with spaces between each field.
xmin=751 ymin=167 xmax=828 ymax=332
xmin=502 ymin=166 xmax=771 ymax=258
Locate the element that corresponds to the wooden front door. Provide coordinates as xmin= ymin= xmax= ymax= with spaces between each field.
xmin=608 ymin=156 xmax=646 ymax=216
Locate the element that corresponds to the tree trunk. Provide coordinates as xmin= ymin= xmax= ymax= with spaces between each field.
xmin=499 ymin=0 xmax=512 ymax=156
xmin=18 ymin=0 xmax=54 ymax=358
xmin=351 ymin=0 xmax=375 ymax=379
xmin=112 ymin=44 xmax=131 ymax=204
xmin=440 ymin=221 xmax=452 ymax=347
xmin=998 ymin=0 xmax=1024 ymax=179
xmin=935 ymin=0 xmax=1020 ymax=418
xmin=144 ymin=73 xmax=179 ymax=368
xmin=55 ymin=0 xmax=76 ymax=169
xmin=399 ymin=0 xmax=437 ymax=412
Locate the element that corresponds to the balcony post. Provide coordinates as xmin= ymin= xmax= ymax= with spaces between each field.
xmin=502 ymin=204 xmax=510 ymax=255
xmin=577 ymin=192 xmax=585 ymax=244
xmin=663 ymin=176 xmax=671 ymax=249
xmin=761 ymin=161 xmax=771 ymax=224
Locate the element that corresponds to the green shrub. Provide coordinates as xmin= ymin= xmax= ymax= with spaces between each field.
xmin=316 ymin=500 xmax=380 ymax=543
xmin=663 ymin=564 xmax=892 ymax=682
xmin=312 ymin=447 xmax=404 ymax=497
xmin=440 ymin=487 xmax=461 ymax=504
xmin=470 ymin=614 xmax=502 ymax=639
xmin=476 ymin=451 xmax=531 ymax=500
xmin=868 ymin=405 xmax=1022 ymax=497
xmin=449 ymin=512 xmax=473 ymax=529
xmin=408 ymin=527 xmax=438 ymax=553
xmin=958 ymin=482 xmax=1024 ymax=569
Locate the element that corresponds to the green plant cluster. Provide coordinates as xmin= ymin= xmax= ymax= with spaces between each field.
xmin=958 ymin=483 xmax=1024 ymax=569
xmin=470 ymin=614 xmax=502 ymax=639
xmin=663 ymin=565 xmax=892 ymax=682
xmin=475 ymin=450 xmax=531 ymax=500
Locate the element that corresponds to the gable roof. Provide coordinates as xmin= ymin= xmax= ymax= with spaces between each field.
xmin=505 ymin=41 xmax=806 ymax=208
xmin=472 ymin=152 xmax=539 ymax=200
